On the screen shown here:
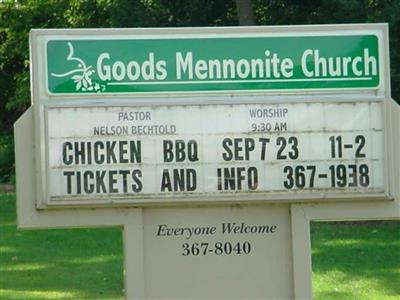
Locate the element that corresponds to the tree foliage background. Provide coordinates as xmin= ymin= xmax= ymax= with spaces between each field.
xmin=0 ymin=0 xmax=399 ymax=183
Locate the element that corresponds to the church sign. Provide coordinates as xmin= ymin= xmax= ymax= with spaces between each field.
xmin=16 ymin=24 xmax=398 ymax=300
xmin=44 ymin=101 xmax=385 ymax=207
xmin=46 ymin=35 xmax=380 ymax=94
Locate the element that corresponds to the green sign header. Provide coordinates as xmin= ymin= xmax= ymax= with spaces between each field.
xmin=47 ymin=35 xmax=380 ymax=94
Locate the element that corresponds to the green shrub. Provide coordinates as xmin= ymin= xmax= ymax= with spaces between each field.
xmin=0 ymin=135 xmax=15 ymax=184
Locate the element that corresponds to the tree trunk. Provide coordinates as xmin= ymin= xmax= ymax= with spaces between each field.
xmin=235 ymin=0 xmax=256 ymax=26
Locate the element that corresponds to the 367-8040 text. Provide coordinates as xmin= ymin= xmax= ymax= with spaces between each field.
xmin=182 ymin=241 xmax=251 ymax=256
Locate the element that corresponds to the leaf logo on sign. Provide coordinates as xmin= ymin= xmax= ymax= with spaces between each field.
xmin=50 ymin=42 xmax=105 ymax=93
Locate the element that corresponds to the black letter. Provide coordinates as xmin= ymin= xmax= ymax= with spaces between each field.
xmin=62 ymin=142 xmax=73 ymax=165
xmin=94 ymin=141 xmax=105 ymax=164
xmin=248 ymin=167 xmax=258 ymax=190
xmin=63 ymin=171 xmax=74 ymax=194
xmin=74 ymin=142 xmax=86 ymax=164
xmin=173 ymin=169 xmax=185 ymax=191
xmin=217 ymin=168 xmax=222 ymax=190
xmin=188 ymin=140 xmax=199 ymax=161
xmin=119 ymin=141 xmax=129 ymax=163
xmin=106 ymin=141 xmax=117 ymax=163
xmin=130 ymin=140 xmax=142 ymax=163
xmin=163 ymin=140 xmax=174 ymax=162
xmin=119 ymin=170 xmax=130 ymax=193
xmin=186 ymin=169 xmax=197 ymax=191
xmin=96 ymin=170 xmax=107 ymax=193
xmin=83 ymin=171 xmax=94 ymax=193
xmin=222 ymin=138 xmax=233 ymax=161
xmin=175 ymin=140 xmax=186 ymax=162
xmin=109 ymin=170 xmax=118 ymax=193
xmin=259 ymin=138 xmax=270 ymax=160
xmin=161 ymin=169 xmax=172 ymax=191
xmin=131 ymin=170 xmax=142 ymax=192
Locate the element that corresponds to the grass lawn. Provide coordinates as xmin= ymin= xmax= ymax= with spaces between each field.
xmin=1 ymin=192 xmax=399 ymax=299
xmin=311 ymin=221 xmax=400 ymax=300
xmin=0 ymin=193 xmax=123 ymax=299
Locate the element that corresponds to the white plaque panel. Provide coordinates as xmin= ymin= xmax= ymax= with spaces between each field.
xmin=142 ymin=205 xmax=293 ymax=299
xmin=43 ymin=101 xmax=385 ymax=206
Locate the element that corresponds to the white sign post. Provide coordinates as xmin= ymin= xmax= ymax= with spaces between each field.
xmin=15 ymin=24 xmax=399 ymax=299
